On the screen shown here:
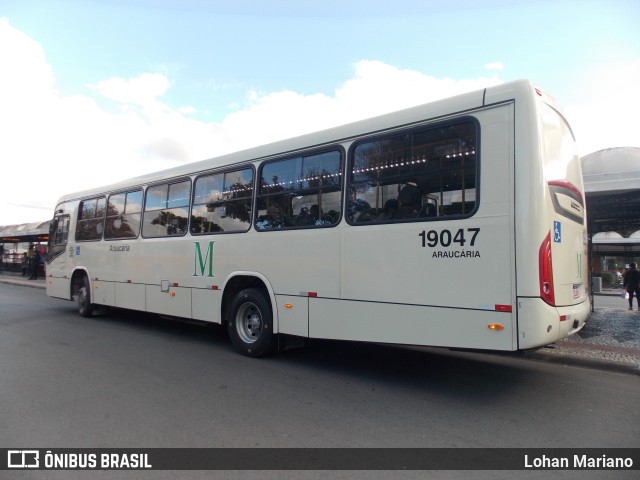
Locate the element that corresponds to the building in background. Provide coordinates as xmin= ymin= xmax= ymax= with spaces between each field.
xmin=583 ymin=147 xmax=640 ymax=292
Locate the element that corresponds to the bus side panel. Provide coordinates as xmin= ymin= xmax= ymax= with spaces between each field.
xmin=341 ymin=211 xmax=513 ymax=308
xmin=228 ymin=229 xmax=342 ymax=299
xmin=338 ymin=103 xmax=516 ymax=351
xmin=46 ymin=276 xmax=71 ymax=300
xmin=92 ymin=280 xmax=115 ymax=306
xmin=276 ymin=295 xmax=309 ymax=337
xmin=309 ymin=298 xmax=514 ymax=350
xmin=192 ymin=288 xmax=223 ymax=323
xmin=115 ymin=282 xmax=146 ymax=311
xmin=146 ymin=285 xmax=191 ymax=317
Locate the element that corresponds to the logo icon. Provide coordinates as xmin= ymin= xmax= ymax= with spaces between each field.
xmin=193 ymin=241 xmax=215 ymax=278
xmin=8 ymin=450 xmax=39 ymax=468
xmin=553 ymin=221 xmax=562 ymax=243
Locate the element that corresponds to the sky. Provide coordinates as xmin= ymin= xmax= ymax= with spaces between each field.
xmin=0 ymin=0 xmax=639 ymax=225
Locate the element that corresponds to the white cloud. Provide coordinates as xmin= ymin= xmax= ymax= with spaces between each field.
xmin=220 ymin=60 xmax=503 ymax=149
xmin=0 ymin=20 xmax=212 ymax=225
xmin=484 ymin=62 xmax=504 ymax=71
xmin=565 ymin=59 xmax=640 ymax=156
xmin=0 ymin=20 xmax=505 ymax=226
xmin=93 ymin=73 xmax=170 ymax=106
xmin=335 ymin=60 xmax=502 ymax=120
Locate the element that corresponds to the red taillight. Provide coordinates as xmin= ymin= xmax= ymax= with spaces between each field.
xmin=539 ymin=232 xmax=555 ymax=305
xmin=495 ymin=304 xmax=512 ymax=312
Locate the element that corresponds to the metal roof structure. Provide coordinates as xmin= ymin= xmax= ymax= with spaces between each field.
xmin=582 ymin=147 xmax=640 ymax=235
xmin=0 ymin=220 xmax=50 ymax=244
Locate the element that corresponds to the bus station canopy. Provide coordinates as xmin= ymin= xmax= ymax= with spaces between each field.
xmin=582 ymin=147 xmax=640 ymax=235
xmin=0 ymin=220 xmax=50 ymax=244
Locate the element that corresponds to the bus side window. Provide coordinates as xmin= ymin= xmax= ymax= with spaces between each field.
xmin=395 ymin=184 xmax=421 ymax=219
xmin=256 ymin=150 xmax=342 ymax=231
xmin=76 ymin=197 xmax=105 ymax=241
xmin=142 ymin=180 xmax=191 ymax=237
xmin=105 ymin=190 xmax=142 ymax=239
xmin=256 ymin=196 xmax=292 ymax=230
xmin=347 ymin=120 xmax=478 ymax=225
xmin=191 ymin=168 xmax=253 ymax=235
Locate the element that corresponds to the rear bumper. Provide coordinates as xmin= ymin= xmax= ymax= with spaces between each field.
xmin=517 ymin=297 xmax=591 ymax=350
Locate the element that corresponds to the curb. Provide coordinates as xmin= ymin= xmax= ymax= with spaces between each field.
xmin=0 ymin=277 xmax=46 ymax=290
xmin=526 ymin=348 xmax=640 ymax=376
xmin=560 ymin=340 xmax=640 ymax=357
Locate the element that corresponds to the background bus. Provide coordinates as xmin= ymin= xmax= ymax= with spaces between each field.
xmin=46 ymin=79 xmax=590 ymax=357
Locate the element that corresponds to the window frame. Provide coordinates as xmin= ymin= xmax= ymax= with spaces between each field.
xmin=104 ymin=188 xmax=144 ymax=240
xmin=254 ymin=147 xmax=344 ymax=232
xmin=345 ymin=118 xmax=480 ymax=226
xmin=190 ymin=164 xmax=256 ymax=236
xmin=141 ymin=177 xmax=192 ymax=238
xmin=47 ymin=211 xmax=70 ymax=263
xmin=75 ymin=196 xmax=106 ymax=242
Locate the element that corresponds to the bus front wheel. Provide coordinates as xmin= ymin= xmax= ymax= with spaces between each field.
xmin=77 ymin=275 xmax=94 ymax=318
xmin=227 ymin=288 xmax=277 ymax=357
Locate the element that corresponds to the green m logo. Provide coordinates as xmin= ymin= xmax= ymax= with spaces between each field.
xmin=193 ymin=241 xmax=215 ymax=277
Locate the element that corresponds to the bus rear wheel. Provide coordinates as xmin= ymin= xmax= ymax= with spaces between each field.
xmin=227 ymin=288 xmax=277 ymax=357
xmin=77 ymin=275 xmax=94 ymax=318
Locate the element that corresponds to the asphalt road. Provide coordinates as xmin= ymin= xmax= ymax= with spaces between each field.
xmin=1 ymin=284 xmax=639 ymax=480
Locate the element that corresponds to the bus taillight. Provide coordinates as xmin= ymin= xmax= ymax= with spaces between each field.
xmin=539 ymin=232 xmax=555 ymax=306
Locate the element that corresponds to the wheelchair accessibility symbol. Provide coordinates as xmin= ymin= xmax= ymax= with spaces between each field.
xmin=554 ymin=221 xmax=561 ymax=243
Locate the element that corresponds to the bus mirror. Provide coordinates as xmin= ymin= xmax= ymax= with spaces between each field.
xmin=49 ymin=219 xmax=58 ymax=235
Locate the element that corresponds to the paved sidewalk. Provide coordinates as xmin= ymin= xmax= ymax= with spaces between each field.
xmin=529 ymin=306 xmax=640 ymax=375
xmin=1 ymin=271 xmax=638 ymax=374
xmin=0 ymin=270 xmax=46 ymax=289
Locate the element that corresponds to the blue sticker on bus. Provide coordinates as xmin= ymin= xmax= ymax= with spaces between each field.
xmin=75 ymin=246 xmax=81 ymax=255
xmin=554 ymin=221 xmax=561 ymax=243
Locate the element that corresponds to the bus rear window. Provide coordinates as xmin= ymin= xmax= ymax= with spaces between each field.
xmin=540 ymin=102 xmax=579 ymax=182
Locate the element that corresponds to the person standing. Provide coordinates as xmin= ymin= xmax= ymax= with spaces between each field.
xmin=623 ymin=262 xmax=640 ymax=311
xmin=28 ymin=245 xmax=39 ymax=280
xmin=21 ymin=252 xmax=29 ymax=276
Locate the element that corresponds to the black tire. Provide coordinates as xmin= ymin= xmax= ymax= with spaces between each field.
xmin=77 ymin=275 xmax=94 ymax=318
xmin=227 ymin=288 xmax=277 ymax=357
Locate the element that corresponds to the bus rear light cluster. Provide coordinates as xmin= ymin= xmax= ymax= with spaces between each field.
xmin=548 ymin=180 xmax=584 ymax=204
xmin=539 ymin=232 xmax=555 ymax=306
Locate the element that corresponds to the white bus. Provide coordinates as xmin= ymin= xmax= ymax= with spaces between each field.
xmin=46 ymin=79 xmax=590 ymax=357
